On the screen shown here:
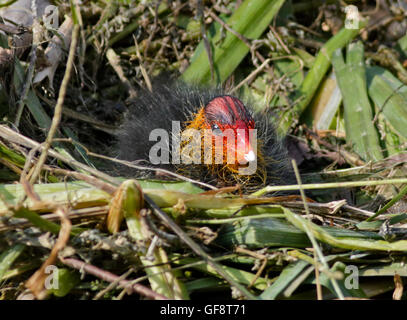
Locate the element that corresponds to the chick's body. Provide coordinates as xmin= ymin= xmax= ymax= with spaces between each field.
xmin=116 ymin=79 xmax=295 ymax=189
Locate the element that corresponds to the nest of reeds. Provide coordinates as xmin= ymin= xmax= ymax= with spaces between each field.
xmin=0 ymin=0 xmax=407 ymax=301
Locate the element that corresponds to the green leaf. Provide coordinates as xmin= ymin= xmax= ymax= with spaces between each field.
xmin=0 ymin=244 xmax=25 ymax=280
xmin=366 ymin=66 xmax=407 ymax=139
xmin=173 ymin=257 xmax=269 ymax=291
xmin=49 ymin=268 xmax=80 ymax=297
xmin=279 ymin=21 xmax=366 ymax=133
xmin=182 ymin=0 xmax=285 ymax=84
xmin=216 ymin=216 xmax=382 ymax=249
xmin=284 ymin=206 xmax=407 ymax=251
xmin=260 ymin=260 xmax=309 ymax=299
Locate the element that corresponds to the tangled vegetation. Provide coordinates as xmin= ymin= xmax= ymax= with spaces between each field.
xmin=0 ymin=0 xmax=407 ymax=300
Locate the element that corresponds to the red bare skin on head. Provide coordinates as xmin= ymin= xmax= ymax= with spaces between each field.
xmin=203 ymin=96 xmax=256 ymax=164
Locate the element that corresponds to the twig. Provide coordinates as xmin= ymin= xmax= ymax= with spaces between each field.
xmin=231 ymin=58 xmax=271 ymax=93
xmin=93 ymin=268 xmax=134 ymax=300
xmin=72 ymin=141 xmax=217 ymax=190
xmin=92 ymin=155 xmax=218 ymax=190
xmin=283 ymin=201 xmax=377 ymax=220
xmin=269 ymin=26 xmax=291 ymax=55
xmin=0 ymin=125 xmax=121 ymax=186
xmin=106 ymin=48 xmax=138 ymax=98
xmin=20 ymin=143 xmax=42 ymax=184
xmin=0 ymin=206 xmax=108 ymax=232
xmin=304 ymin=128 xmax=365 ymax=167
xmin=49 ymin=168 xmax=117 ymax=194
xmin=60 ymin=257 xmax=168 ymax=300
xmin=234 ymin=247 xmax=267 ymax=289
xmin=26 ymin=207 xmax=72 ymax=299
xmin=0 ymin=156 xmax=22 ymax=175
xmin=208 ymin=10 xmax=251 ymax=47
xmin=133 ymin=37 xmax=152 ymax=92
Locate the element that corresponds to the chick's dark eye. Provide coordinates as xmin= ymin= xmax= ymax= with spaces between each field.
xmin=211 ymin=123 xmax=223 ymax=136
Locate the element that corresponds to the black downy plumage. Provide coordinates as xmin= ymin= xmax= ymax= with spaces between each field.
xmin=115 ymin=77 xmax=296 ymax=189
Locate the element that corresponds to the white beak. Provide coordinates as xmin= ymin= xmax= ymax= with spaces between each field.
xmin=244 ymin=150 xmax=256 ymax=162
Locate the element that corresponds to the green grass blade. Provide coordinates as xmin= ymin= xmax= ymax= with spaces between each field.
xmin=260 ymin=259 xmax=309 ymax=299
xmin=173 ymin=256 xmax=269 ymax=291
xmin=216 ymin=217 xmax=312 ymax=248
xmin=182 ymin=0 xmax=285 ymax=84
xmin=283 ymin=206 xmax=407 ymax=251
xmin=216 ymin=216 xmax=382 ymax=249
xmin=278 ymin=21 xmax=365 ymax=133
xmin=0 ymin=244 xmax=25 ymax=280
xmin=366 ymin=66 xmax=407 ymax=139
